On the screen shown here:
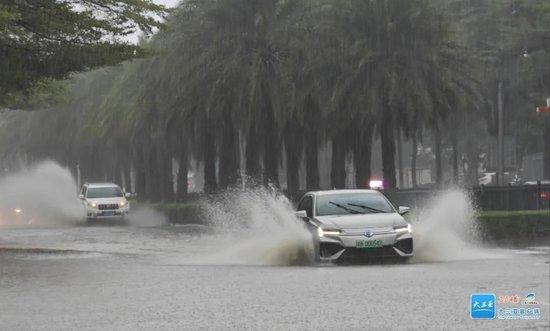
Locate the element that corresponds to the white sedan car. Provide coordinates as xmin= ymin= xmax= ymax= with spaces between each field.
xmin=295 ymin=189 xmax=413 ymax=262
xmin=79 ymin=183 xmax=130 ymax=220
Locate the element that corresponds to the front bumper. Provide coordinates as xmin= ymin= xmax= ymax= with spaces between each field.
xmin=317 ymin=229 xmax=413 ymax=262
xmin=86 ymin=207 xmax=129 ymax=219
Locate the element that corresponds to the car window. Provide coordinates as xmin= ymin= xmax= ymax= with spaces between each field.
xmin=86 ymin=187 xmax=123 ymax=198
xmin=297 ymin=195 xmax=313 ymax=218
xmin=315 ymin=193 xmax=394 ymax=216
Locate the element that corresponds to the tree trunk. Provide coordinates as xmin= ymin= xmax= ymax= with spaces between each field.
xmin=411 ymin=132 xmax=418 ymax=188
xmin=114 ymin=161 xmax=123 ymax=188
xmin=330 ymin=132 xmax=347 ymax=189
xmin=143 ymin=143 xmax=154 ymax=201
xmin=219 ymin=112 xmax=239 ymax=188
xmin=433 ymin=124 xmax=442 ymax=188
xmin=305 ymin=96 xmax=319 ymax=190
xmin=305 ymin=132 xmax=319 ymax=190
xmin=451 ymin=123 xmax=459 ymax=184
xmin=203 ymin=121 xmax=217 ymax=193
xmin=149 ymin=147 xmax=162 ymax=202
xmin=284 ymin=119 xmax=303 ymax=193
xmin=176 ymin=144 xmax=188 ymax=202
xmin=380 ymin=112 xmax=397 ymax=189
xmin=262 ymin=95 xmax=279 ymax=187
xmin=134 ymin=147 xmax=146 ymax=199
xmin=462 ymin=112 xmax=478 ymax=187
xmin=396 ymin=129 xmax=404 ymax=188
xmin=245 ymin=117 xmax=261 ymax=182
xmin=157 ymin=149 xmax=173 ymax=202
xmin=354 ymin=127 xmax=373 ymax=189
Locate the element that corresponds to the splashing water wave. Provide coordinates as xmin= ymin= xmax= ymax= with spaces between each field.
xmin=182 ymin=187 xmax=314 ymax=266
xmin=410 ymin=189 xmax=505 ymax=262
xmin=0 ymin=161 xmax=83 ymax=228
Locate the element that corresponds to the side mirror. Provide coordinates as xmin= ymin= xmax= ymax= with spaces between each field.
xmin=398 ymin=206 xmax=410 ymax=215
xmin=125 ymin=192 xmax=132 ymax=198
xmin=78 ymin=194 xmax=85 ymax=200
xmin=294 ymin=210 xmax=308 ymax=219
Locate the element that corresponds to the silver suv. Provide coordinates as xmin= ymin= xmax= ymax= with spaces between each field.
xmin=79 ymin=182 xmax=130 ymax=219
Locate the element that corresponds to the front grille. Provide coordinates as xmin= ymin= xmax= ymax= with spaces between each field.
xmin=394 ymin=238 xmax=413 ymax=254
xmin=339 ymin=246 xmax=399 ymax=260
xmin=98 ymin=204 xmax=119 ymax=210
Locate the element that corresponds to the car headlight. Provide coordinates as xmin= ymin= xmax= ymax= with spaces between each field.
xmin=394 ymin=223 xmax=412 ymax=234
xmin=318 ymin=227 xmax=341 ymax=237
xmin=119 ymin=200 xmax=127 ymax=207
xmin=87 ymin=201 xmax=97 ymax=208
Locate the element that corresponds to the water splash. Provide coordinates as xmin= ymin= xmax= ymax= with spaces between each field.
xmin=125 ymin=206 xmax=167 ymax=227
xmin=189 ymin=187 xmax=314 ymax=266
xmin=411 ymin=189 xmax=504 ymax=262
xmin=0 ymin=161 xmax=83 ymax=228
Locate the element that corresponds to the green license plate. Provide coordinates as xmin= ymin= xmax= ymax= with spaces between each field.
xmin=356 ymin=239 xmax=383 ymax=249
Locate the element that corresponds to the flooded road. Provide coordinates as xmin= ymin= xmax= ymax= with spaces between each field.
xmin=0 ymin=224 xmax=548 ymax=330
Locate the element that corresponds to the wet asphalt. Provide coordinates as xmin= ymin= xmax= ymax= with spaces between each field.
xmin=0 ymin=224 xmax=548 ymax=330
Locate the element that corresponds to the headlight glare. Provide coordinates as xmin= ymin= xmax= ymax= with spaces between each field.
xmin=394 ymin=223 xmax=412 ymax=234
xmin=318 ymin=227 xmax=341 ymax=237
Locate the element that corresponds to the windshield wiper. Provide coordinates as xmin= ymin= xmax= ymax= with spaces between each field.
xmin=347 ymin=203 xmax=388 ymax=214
xmin=329 ymin=201 xmax=363 ymax=214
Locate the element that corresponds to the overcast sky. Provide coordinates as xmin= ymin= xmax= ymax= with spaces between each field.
xmin=127 ymin=0 xmax=180 ymax=43
xmin=155 ymin=0 xmax=180 ymax=8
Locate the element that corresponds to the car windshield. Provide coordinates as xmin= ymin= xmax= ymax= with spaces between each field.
xmin=86 ymin=187 xmax=123 ymax=199
xmin=315 ymin=193 xmax=395 ymax=216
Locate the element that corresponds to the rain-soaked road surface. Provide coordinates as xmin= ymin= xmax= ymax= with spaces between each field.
xmin=0 ymin=223 xmax=549 ymax=330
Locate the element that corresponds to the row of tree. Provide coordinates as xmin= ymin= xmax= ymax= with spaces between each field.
xmin=1 ymin=0 xmax=548 ymax=202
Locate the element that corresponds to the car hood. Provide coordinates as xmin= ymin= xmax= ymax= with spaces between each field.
xmin=315 ymin=213 xmax=406 ymax=229
xmin=86 ymin=198 xmax=124 ymax=204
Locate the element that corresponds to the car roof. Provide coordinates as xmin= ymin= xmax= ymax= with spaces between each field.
xmin=306 ymin=189 xmax=381 ymax=196
xmin=85 ymin=182 xmax=120 ymax=188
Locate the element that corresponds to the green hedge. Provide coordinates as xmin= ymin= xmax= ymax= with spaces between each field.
xmin=477 ymin=210 xmax=550 ymax=241
xmin=479 ymin=210 xmax=549 ymax=219
xmin=153 ymin=203 xmax=206 ymax=224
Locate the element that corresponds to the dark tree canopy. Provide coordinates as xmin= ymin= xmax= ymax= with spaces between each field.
xmin=0 ymin=0 xmax=169 ymax=106
xmin=0 ymin=0 xmax=548 ymax=199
